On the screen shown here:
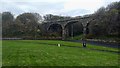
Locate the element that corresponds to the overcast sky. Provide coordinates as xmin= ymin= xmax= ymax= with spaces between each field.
xmin=0 ymin=0 xmax=119 ymax=17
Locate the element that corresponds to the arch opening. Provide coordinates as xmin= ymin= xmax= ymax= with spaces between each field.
xmin=48 ymin=24 xmax=62 ymax=39
xmin=64 ymin=21 xmax=80 ymax=38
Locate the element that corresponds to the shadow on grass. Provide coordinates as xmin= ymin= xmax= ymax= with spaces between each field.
xmin=1 ymin=66 xmax=119 ymax=68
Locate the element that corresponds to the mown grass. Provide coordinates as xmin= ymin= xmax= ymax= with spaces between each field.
xmin=0 ymin=40 xmax=2 ymax=67
xmin=2 ymin=40 xmax=119 ymax=66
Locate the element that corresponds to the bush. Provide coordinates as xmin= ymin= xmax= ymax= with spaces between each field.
xmin=85 ymin=34 xmax=95 ymax=39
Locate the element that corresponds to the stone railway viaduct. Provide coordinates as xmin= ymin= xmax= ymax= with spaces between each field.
xmin=43 ymin=16 xmax=93 ymax=40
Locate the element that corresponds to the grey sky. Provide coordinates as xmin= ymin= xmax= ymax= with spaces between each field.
xmin=0 ymin=0 xmax=119 ymax=17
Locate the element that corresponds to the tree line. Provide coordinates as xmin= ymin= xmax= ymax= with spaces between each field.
xmin=87 ymin=1 xmax=120 ymax=41
xmin=1 ymin=1 xmax=120 ymax=40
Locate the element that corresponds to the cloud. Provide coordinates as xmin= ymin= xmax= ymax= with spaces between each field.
xmin=64 ymin=0 xmax=104 ymax=11
xmin=0 ymin=0 xmax=120 ymax=17
xmin=0 ymin=0 xmax=69 ymax=3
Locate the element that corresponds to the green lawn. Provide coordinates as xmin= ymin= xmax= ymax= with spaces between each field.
xmin=0 ymin=40 xmax=2 ymax=67
xmin=2 ymin=40 xmax=119 ymax=66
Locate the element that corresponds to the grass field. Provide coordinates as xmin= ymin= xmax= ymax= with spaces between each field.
xmin=2 ymin=40 xmax=119 ymax=66
xmin=0 ymin=40 xmax=2 ymax=67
